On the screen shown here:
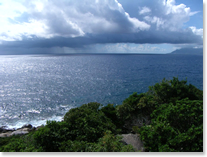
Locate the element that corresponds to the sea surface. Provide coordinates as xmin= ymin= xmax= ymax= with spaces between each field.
xmin=0 ymin=54 xmax=203 ymax=129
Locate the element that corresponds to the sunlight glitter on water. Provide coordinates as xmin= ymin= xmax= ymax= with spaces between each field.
xmin=0 ymin=54 xmax=203 ymax=128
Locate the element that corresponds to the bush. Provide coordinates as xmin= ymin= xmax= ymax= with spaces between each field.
xmin=90 ymin=130 xmax=135 ymax=152
xmin=100 ymin=104 xmax=123 ymax=129
xmin=63 ymin=102 xmax=119 ymax=142
xmin=116 ymin=77 xmax=203 ymax=132
xmin=116 ymin=93 xmax=146 ymax=132
xmin=59 ymin=131 xmax=135 ymax=152
xmin=0 ymin=136 xmax=24 ymax=152
xmin=59 ymin=140 xmax=94 ymax=152
xmin=147 ymin=77 xmax=203 ymax=104
xmin=33 ymin=102 xmax=120 ymax=152
xmin=116 ymin=93 xmax=145 ymax=119
xmin=136 ymin=77 xmax=202 ymax=118
xmin=0 ymin=132 xmax=43 ymax=152
xmin=33 ymin=121 xmax=69 ymax=152
xmin=138 ymin=99 xmax=203 ymax=152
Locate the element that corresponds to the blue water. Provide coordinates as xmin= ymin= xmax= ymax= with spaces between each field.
xmin=0 ymin=54 xmax=203 ymax=128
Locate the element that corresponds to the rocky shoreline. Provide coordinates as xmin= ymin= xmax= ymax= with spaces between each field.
xmin=0 ymin=124 xmax=43 ymax=138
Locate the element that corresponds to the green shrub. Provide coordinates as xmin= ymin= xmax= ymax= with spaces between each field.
xmin=116 ymin=77 xmax=203 ymax=133
xmin=63 ymin=102 xmax=119 ymax=142
xmin=59 ymin=140 xmax=94 ymax=152
xmin=116 ymin=93 xmax=145 ymax=123
xmin=138 ymin=99 xmax=203 ymax=152
xmin=33 ymin=121 xmax=69 ymax=152
xmin=136 ymin=77 xmax=202 ymax=117
xmin=0 ymin=135 xmax=15 ymax=150
xmin=147 ymin=77 xmax=203 ymax=104
xmin=0 ymin=136 xmax=23 ymax=152
xmin=59 ymin=131 xmax=135 ymax=152
xmin=100 ymin=104 xmax=123 ymax=129
xmin=0 ymin=132 xmax=43 ymax=152
xmin=91 ymin=130 xmax=135 ymax=152
xmin=33 ymin=102 xmax=120 ymax=152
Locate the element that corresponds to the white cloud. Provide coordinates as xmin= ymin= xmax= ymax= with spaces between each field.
xmin=0 ymin=19 xmax=49 ymax=41
xmin=125 ymin=12 xmax=150 ymax=31
xmin=190 ymin=26 xmax=203 ymax=37
xmin=189 ymin=11 xmax=200 ymax=16
xmin=144 ymin=16 xmax=165 ymax=29
xmin=143 ymin=0 xmax=200 ymax=31
xmin=0 ymin=0 xmax=27 ymax=41
xmin=0 ymin=0 xmax=26 ymax=18
xmin=139 ymin=6 xmax=151 ymax=15
xmin=0 ymin=0 xmax=150 ymax=42
xmin=165 ymin=0 xmax=189 ymax=15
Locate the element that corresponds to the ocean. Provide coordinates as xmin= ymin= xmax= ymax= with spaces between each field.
xmin=0 ymin=54 xmax=203 ymax=129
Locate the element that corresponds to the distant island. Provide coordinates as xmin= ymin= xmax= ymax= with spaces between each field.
xmin=170 ymin=48 xmax=203 ymax=55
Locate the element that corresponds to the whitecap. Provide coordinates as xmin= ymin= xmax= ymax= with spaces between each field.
xmin=26 ymin=109 xmax=41 ymax=114
xmin=6 ymin=115 xmax=64 ymax=129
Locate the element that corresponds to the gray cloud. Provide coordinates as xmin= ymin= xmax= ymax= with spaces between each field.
xmin=0 ymin=0 xmax=203 ymax=54
xmin=0 ymin=29 xmax=202 ymax=49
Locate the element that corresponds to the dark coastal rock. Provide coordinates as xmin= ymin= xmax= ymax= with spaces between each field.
xmin=0 ymin=126 xmax=15 ymax=133
xmin=121 ymin=134 xmax=145 ymax=152
xmin=21 ymin=124 xmax=33 ymax=129
xmin=0 ymin=124 xmax=36 ymax=138
xmin=0 ymin=126 xmax=7 ymax=133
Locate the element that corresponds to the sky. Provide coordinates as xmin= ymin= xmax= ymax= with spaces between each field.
xmin=0 ymin=0 xmax=203 ymax=55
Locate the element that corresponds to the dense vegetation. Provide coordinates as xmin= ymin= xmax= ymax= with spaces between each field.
xmin=0 ymin=77 xmax=203 ymax=152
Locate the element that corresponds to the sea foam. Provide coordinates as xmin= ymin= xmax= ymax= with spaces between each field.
xmin=6 ymin=115 xmax=64 ymax=129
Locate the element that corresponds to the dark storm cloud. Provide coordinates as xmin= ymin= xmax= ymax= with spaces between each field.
xmin=0 ymin=28 xmax=202 ymax=50
xmin=0 ymin=0 xmax=203 ymax=54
